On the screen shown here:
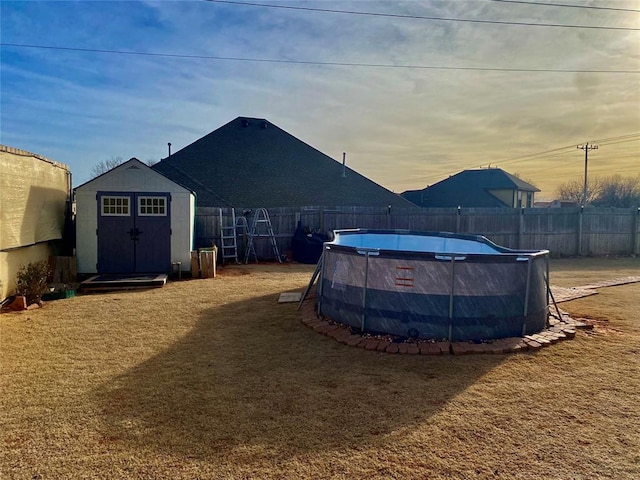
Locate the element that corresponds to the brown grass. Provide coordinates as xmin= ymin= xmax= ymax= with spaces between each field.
xmin=1 ymin=259 xmax=639 ymax=479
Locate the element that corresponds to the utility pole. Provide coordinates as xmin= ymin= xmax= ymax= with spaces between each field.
xmin=577 ymin=142 xmax=598 ymax=207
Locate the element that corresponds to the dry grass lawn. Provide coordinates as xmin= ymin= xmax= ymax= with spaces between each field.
xmin=1 ymin=257 xmax=639 ymax=479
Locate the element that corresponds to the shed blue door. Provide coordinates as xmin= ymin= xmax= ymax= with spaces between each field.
xmin=97 ymin=192 xmax=171 ymax=273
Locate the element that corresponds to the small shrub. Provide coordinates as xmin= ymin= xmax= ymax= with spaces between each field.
xmin=15 ymin=260 xmax=51 ymax=305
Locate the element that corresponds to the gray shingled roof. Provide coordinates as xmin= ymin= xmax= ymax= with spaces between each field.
xmin=152 ymin=117 xmax=413 ymax=208
xmin=401 ymin=168 xmax=540 ymax=208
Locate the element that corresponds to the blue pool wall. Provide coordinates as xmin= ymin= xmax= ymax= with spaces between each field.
xmin=317 ymin=229 xmax=550 ymax=342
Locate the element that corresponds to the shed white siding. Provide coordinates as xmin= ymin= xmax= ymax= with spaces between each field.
xmin=75 ymin=159 xmax=195 ymax=274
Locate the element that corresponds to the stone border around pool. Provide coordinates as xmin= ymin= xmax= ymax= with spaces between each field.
xmin=299 ymin=294 xmax=590 ymax=355
xmin=298 ymin=275 xmax=640 ymax=355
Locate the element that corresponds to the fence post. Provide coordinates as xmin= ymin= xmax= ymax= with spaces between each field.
xmin=518 ymin=207 xmax=524 ymax=249
xmin=456 ymin=206 xmax=461 ymax=233
xmin=577 ymin=206 xmax=584 ymax=256
xmin=319 ymin=206 xmax=324 ymax=232
xmin=634 ymin=207 xmax=640 ymax=255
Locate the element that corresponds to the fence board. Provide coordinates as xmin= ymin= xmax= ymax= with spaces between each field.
xmin=582 ymin=208 xmax=635 ymax=256
xmin=195 ymin=206 xmax=639 ymax=260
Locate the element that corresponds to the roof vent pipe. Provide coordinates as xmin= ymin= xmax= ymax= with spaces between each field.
xmin=168 ymin=142 xmax=172 ymax=157
xmin=342 ymin=152 xmax=346 ymax=178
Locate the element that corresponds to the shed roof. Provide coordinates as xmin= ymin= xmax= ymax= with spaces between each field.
xmin=74 ymin=157 xmax=194 ymax=194
xmin=152 ymin=117 xmax=413 ymax=208
xmin=401 ymin=168 xmax=540 ymax=208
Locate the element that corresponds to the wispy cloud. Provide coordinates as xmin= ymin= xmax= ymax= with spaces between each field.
xmin=1 ymin=0 xmax=638 ymax=196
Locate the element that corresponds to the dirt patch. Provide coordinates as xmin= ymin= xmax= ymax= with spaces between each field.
xmin=572 ymin=314 xmax=625 ymax=336
xmin=215 ymin=268 xmax=251 ymax=277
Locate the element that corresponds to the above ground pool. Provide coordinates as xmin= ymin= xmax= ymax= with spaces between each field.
xmin=316 ymin=229 xmax=550 ymax=342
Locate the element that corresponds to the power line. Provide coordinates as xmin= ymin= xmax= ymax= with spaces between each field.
xmin=401 ymin=133 xmax=639 ymax=185
xmin=597 ymin=138 xmax=640 ymax=147
xmin=2 ymin=43 xmax=639 ymax=74
xmin=495 ymin=138 xmax=640 ymax=168
xmin=490 ymin=144 xmax=581 ymax=169
xmin=499 ymin=147 xmax=640 ymax=171
xmin=593 ymin=132 xmax=640 ymax=142
xmin=495 ymin=144 xmax=577 ymax=163
xmin=406 ymin=152 xmax=638 ymax=190
xmin=501 ymin=140 xmax=639 ymax=165
xmin=496 ymin=133 xmax=640 ymax=165
xmin=489 ymin=0 xmax=640 ymax=13
xmin=496 ymin=148 xmax=578 ymax=168
xmin=592 ymin=133 xmax=640 ymax=144
xmin=209 ymin=0 xmax=640 ymax=31
xmin=605 ymin=154 xmax=640 ymax=160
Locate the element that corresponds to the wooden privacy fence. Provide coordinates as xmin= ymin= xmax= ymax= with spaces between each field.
xmin=195 ymin=206 xmax=640 ymax=260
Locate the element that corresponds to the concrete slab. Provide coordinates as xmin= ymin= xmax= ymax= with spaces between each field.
xmin=278 ymin=292 xmax=302 ymax=303
xmin=80 ymin=273 xmax=167 ymax=291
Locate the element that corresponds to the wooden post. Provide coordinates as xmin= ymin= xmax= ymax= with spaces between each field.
xmin=456 ymin=206 xmax=461 ymax=233
xmin=211 ymin=245 xmax=217 ymax=277
xmin=191 ymin=251 xmax=200 ymax=278
xmin=198 ymin=248 xmax=217 ymax=278
xmin=199 ymin=251 xmax=209 ymax=278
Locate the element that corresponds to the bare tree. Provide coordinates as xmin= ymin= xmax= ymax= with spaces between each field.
xmin=592 ymin=175 xmax=640 ymax=208
xmin=556 ymin=178 xmax=603 ymax=205
xmin=556 ymin=175 xmax=639 ymax=207
xmin=90 ymin=156 xmax=123 ymax=178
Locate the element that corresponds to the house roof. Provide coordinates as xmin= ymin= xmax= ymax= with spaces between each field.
xmin=401 ymin=168 xmax=540 ymax=208
xmin=152 ymin=117 xmax=413 ymax=208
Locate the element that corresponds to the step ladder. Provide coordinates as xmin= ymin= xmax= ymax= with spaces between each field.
xmin=245 ymin=208 xmax=282 ymax=264
xmin=219 ymin=208 xmax=249 ymax=264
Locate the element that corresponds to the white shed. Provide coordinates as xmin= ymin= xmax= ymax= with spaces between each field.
xmin=75 ymin=158 xmax=195 ymax=275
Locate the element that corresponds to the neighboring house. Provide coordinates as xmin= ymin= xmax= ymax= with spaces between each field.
xmin=401 ymin=168 xmax=540 ymax=208
xmin=0 ymin=145 xmax=71 ymax=301
xmin=74 ymin=158 xmax=195 ymax=275
xmin=534 ymin=199 xmax=578 ymax=208
xmin=152 ymin=116 xmax=413 ymax=208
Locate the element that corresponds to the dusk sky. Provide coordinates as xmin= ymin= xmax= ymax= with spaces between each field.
xmin=1 ymin=0 xmax=638 ymax=199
